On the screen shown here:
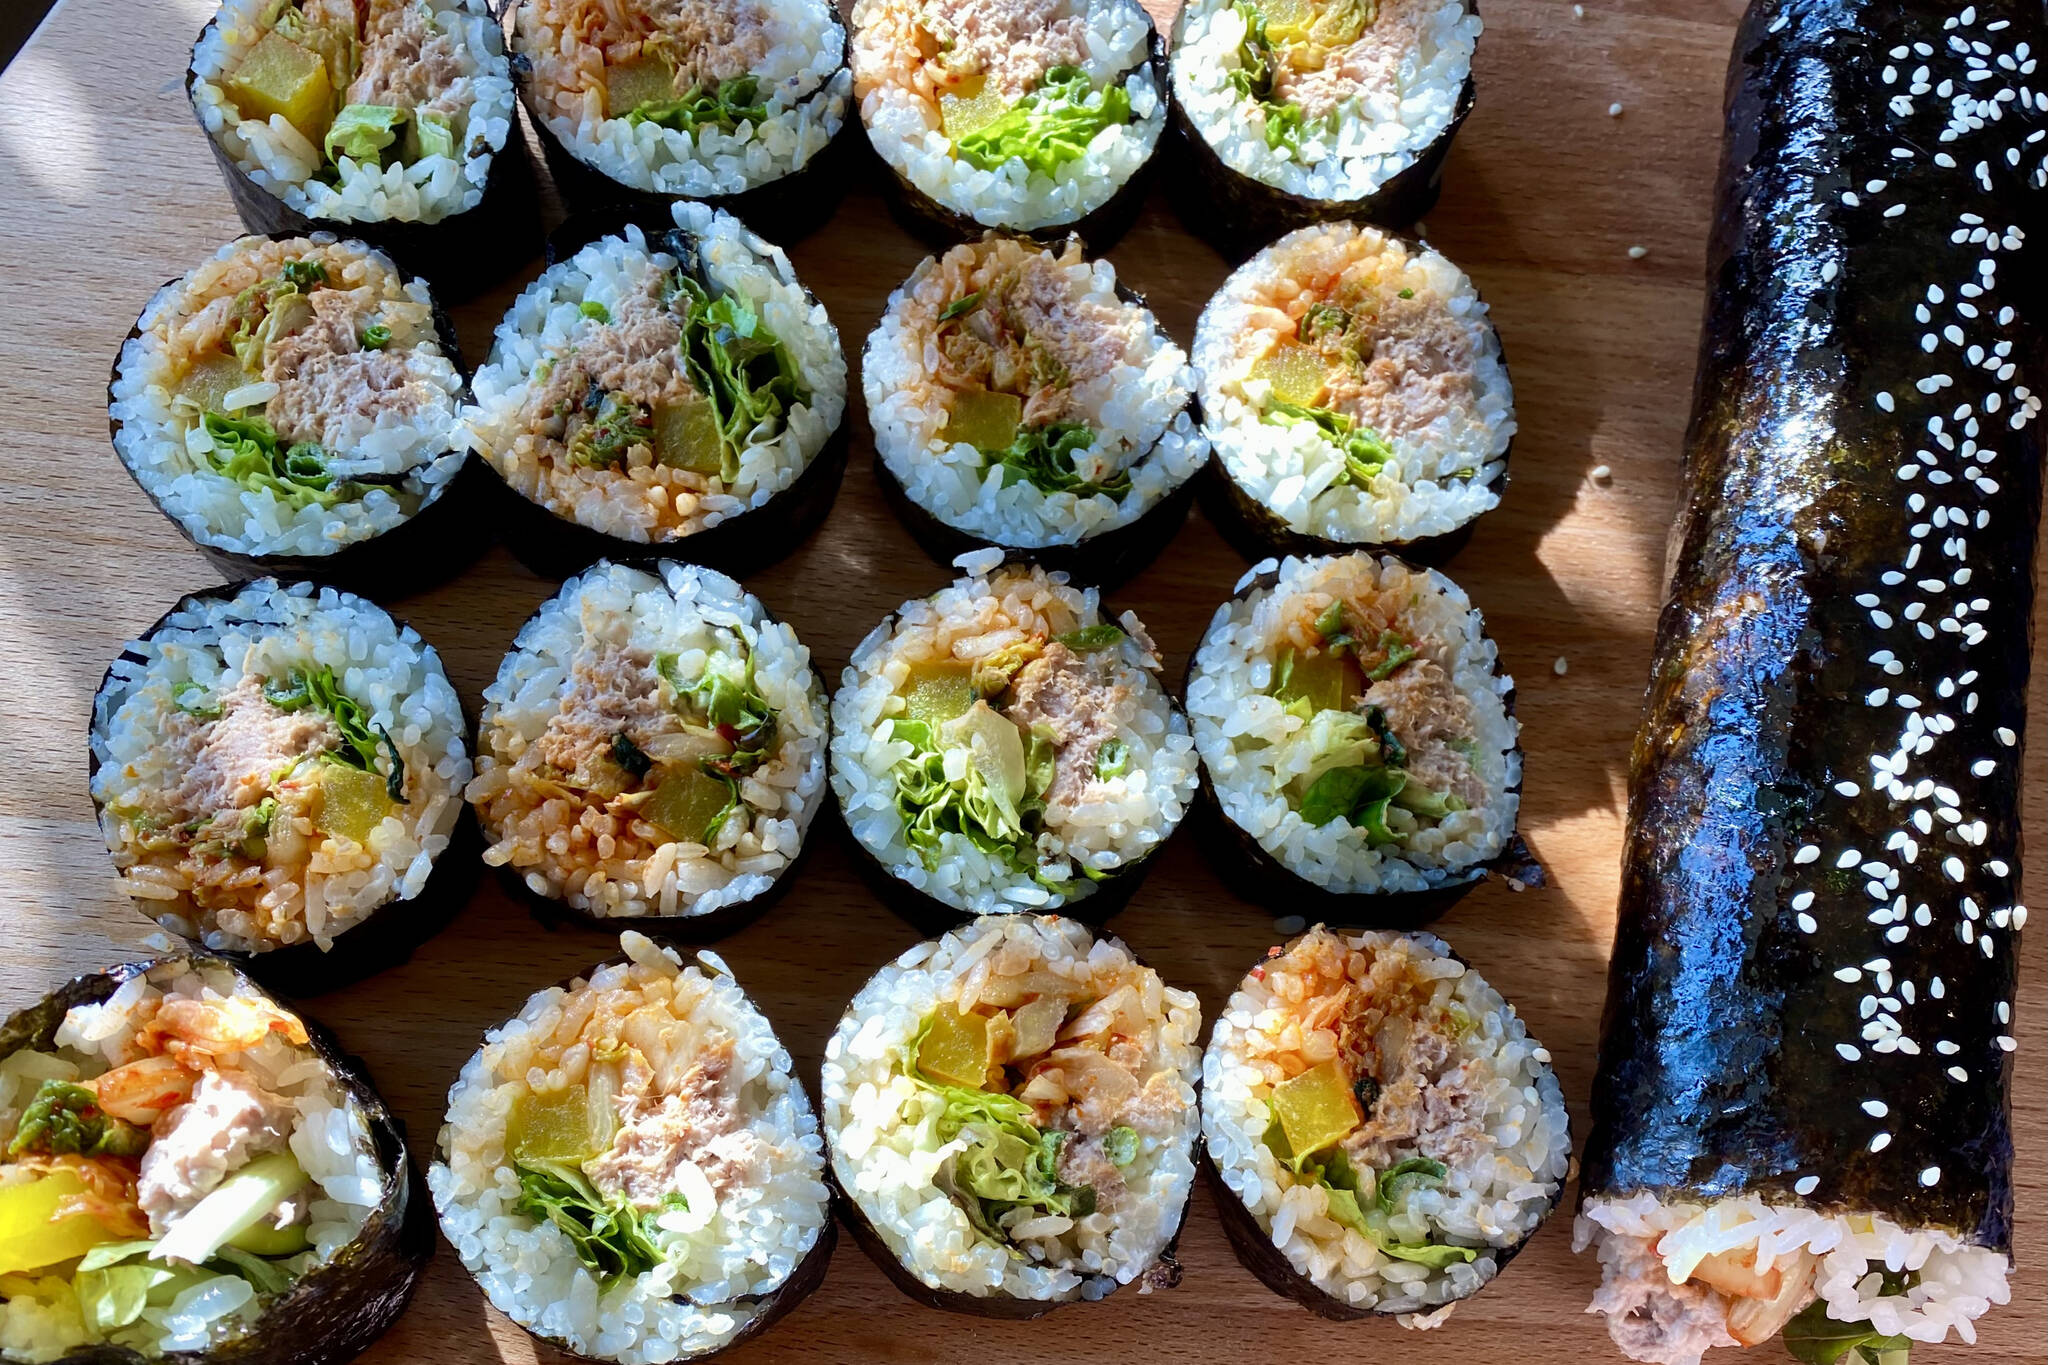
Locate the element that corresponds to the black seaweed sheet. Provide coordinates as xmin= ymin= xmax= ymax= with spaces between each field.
xmin=0 ymin=957 xmax=432 ymax=1365
xmin=1582 ymin=0 xmax=2046 ymax=1246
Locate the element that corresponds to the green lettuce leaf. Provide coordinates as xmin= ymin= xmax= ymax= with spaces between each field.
xmin=626 ymin=75 xmax=768 ymax=134
xmin=954 ymin=65 xmax=1132 ymax=178
xmin=8 ymin=1079 xmax=149 ymax=1158
xmin=513 ymin=1158 xmax=671 ymax=1286
xmin=663 ymin=258 xmax=811 ymax=484
xmin=1262 ymin=398 xmax=1397 ymax=484
xmin=325 ymin=103 xmax=405 ymax=165
xmin=200 ymin=411 xmax=358 ymax=512
xmin=986 ymin=422 xmax=1131 ymax=499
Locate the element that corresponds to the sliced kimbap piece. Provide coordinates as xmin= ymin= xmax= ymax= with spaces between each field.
xmin=430 ymin=931 xmax=834 ymax=1362
xmin=1193 ymin=222 xmax=1513 ymax=562
xmin=466 ymin=560 xmax=828 ymax=937
xmin=865 ymin=234 xmax=1209 ymax=586
xmin=508 ymin=0 xmax=856 ymax=240
xmin=1185 ymin=553 xmax=1525 ymax=926
xmin=830 ymin=553 xmax=1198 ymax=930
xmin=1203 ymin=927 xmax=1570 ymax=1321
xmin=88 ymin=580 xmax=475 ymax=995
xmin=849 ymin=0 xmax=1166 ymax=249
xmin=823 ymin=914 xmax=1200 ymax=1316
xmin=465 ymin=202 xmax=849 ymax=580
xmin=1167 ymin=0 xmax=1479 ymax=260
xmin=187 ymin=0 xmax=538 ymax=299
xmin=109 ymin=233 xmax=485 ymax=597
xmin=0 ymin=954 xmax=429 ymax=1364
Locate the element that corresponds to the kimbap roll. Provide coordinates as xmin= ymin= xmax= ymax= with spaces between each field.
xmin=109 ymin=233 xmax=484 ymax=596
xmin=0 ymin=955 xmax=429 ymax=1364
xmin=187 ymin=0 xmax=538 ymax=298
xmin=1167 ymin=0 xmax=1478 ymax=260
xmin=822 ymin=914 xmax=1200 ymax=1316
xmin=466 ymin=561 xmax=828 ymax=937
xmin=1203 ymin=927 xmax=1570 ymax=1321
xmin=830 ymin=554 xmax=1198 ymax=930
xmin=465 ymin=203 xmax=849 ymax=580
xmin=88 ymin=580 xmax=474 ymax=994
xmin=1185 ymin=553 xmax=1525 ymax=926
xmin=1193 ymin=223 xmax=1513 ymax=562
xmin=864 ymin=234 xmax=1209 ymax=585
xmin=849 ymin=0 xmax=1166 ymax=249
xmin=430 ymin=931 xmax=834 ymax=1362
xmin=508 ymin=0 xmax=855 ymax=240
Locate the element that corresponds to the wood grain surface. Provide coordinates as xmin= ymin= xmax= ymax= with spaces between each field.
xmin=0 ymin=1 xmax=2040 ymax=1362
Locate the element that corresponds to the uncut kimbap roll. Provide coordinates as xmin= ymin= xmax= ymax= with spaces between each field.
xmin=1203 ymin=927 xmax=1569 ymax=1322
xmin=849 ymin=0 xmax=1166 ymax=249
xmin=0 ymin=955 xmax=428 ymax=1364
xmin=109 ymin=233 xmax=483 ymax=596
xmin=430 ymin=931 xmax=834 ymax=1362
xmin=466 ymin=561 xmax=828 ymax=937
xmin=465 ymin=203 xmax=849 ymax=580
xmin=864 ymin=234 xmax=1209 ymax=585
xmin=1185 ymin=553 xmax=1524 ymax=925
xmin=87 ymin=580 xmax=474 ymax=995
xmin=1194 ymin=223 xmax=1513 ymax=562
xmin=830 ymin=554 xmax=1198 ymax=930
xmin=508 ymin=0 xmax=855 ymax=240
xmin=822 ymin=914 xmax=1200 ymax=1316
xmin=1167 ymin=0 xmax=1478 ymax=260
xmin=187 ymin=0 xmax=538 ymax=299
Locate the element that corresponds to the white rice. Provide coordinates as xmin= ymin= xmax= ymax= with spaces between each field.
xmin=0 ymin=959 xmax=384 ymax=1360
xmin=108 ymin=234 xmax=467 ymax=560
xmin=829 ymin=555 xmax=1199 ymax=915
xmin=467 ymin=560 xmax=828 ymax=919
xmin=429 ymin=932 xmax=831 ymax=1364
xmin=464 ymin=203 xmax=847 ymax=543
xmin=1192 ymin=222 xmax=1513 ymax=546
xmin=850 ymin=0 xmax=1165 ymax=232
xmin=1576 ymin=1195 xmax=2014 ymax=1365
xmin=89 ymin=580 xmax=472 ymax=954
xmin=1203 ymin=929 xmax=1570 ymax=1319
xmin=189 ymin=0 xmax=517 ymax=224
xmin=863 ymin=237 xmax=1208 ymax=548
xmin=1185 ymin=553 xmax=1519 ymax=894
xmin=1171 ymin=0 xmax=1477 ymax=203
xmin=821 ymin=915 xmax=1201 ymax=1301
xmin=514 ymin=0 xmax=852 ymax=196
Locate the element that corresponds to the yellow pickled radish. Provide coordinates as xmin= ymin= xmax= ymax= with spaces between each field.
xmin=315 ymin=766 xmax=394 ymax=845
xmin=1250 ymin=340 xmax=1330 ymax=407
xmin=917 ymin=1007 xmax=994 ymax=1090
xmin=653 ymin=393 xmax=723 ymax=474
xmin=176 ymin=352 xmax=253 ymax=417
xmin=943 ymin=389 xmax=1023 ymax=452
xmin=901 ymin=660 xmax=975 ymax=729
xmin=644 ymin=766 xmax=733 ymax=843
xmin=224 ymin=32 xmax=333 ymax=147
xmin=606 ymin=56 xmax=678 ymax=115
xmin=506 ymin=1085 xmax=600 ymax=1163
xmin=1270 ymin=1058 xmax=1363 ymax=1158
xmin=940 ymin=75 xmax=1009 ymax=141
xmin=0 ymin=1171 xmax=120 ymax=1276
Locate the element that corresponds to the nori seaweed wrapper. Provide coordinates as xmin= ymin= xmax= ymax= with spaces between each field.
xmin=86 ymin=582 xmax=481 ymax=999
xmin=1581 ymin=0 xmax=2046 ymax=1246
xmin=186 ymin=19 xmax=542 ymax=303
xmin=508 ymin=32 xmax=859 ymax=245
xmin=1162 ymin=2 xmax=1476 ymax=264
xmin=0 ymin=956 xmax=433 ymax=1365
xmin=1182 ymin=557 xmax=1541 ymax=929
xmin=861 ymin=31 xmax=1168 ymax=254
xmin=107 ymin=239 xmax=492 ymax=602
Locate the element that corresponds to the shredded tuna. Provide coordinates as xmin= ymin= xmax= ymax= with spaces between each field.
xmin=348 ymin=0 xmax=470 ymax=116
xmin=137 ymin=1070 xmax=294 ymax=1231
xmin=519 ymin=282 xmax=696 ymax=459
xmin=158 ymin=674 xmax=340 ymax=823
xmin=918 ymin=0 xmax=1087 ymax=101
xmin=640 ymin=0 xmax=774 ymax=93
xmin=586 ymin=1035 xmax=761 ymax=1206
xmin=524 ymin=645 xmax=678 ymax=795
xmin=1359 ymin=658 xmax=1484 ymax=808
xmin=1269 ymin=3 xmax=1431 ymax=124
xmin=1590 ymin=1232 xmax=1742 ymax=1365
xmin=1052 ymin=1130 xmax=1126 ymax=1211
xmin=1006 ymin=642 xmax=1128 ymax=806
xmin=264 ymin=289 xmax=449 ymax=445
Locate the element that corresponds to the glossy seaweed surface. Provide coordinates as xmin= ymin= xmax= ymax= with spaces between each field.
xmin=1582 ymin=0 xmax=2046 ymax=1246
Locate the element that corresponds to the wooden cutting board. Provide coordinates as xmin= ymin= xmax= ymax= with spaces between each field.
xmin=0 ymin=0 xmax=2038 ymax=1362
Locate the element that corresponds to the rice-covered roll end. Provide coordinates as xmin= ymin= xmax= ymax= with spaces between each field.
xmin=0 ymin=954 xmax=429 ymax=1365
xmin=187 ymin=0 xmax=539 ymax=297
xmin=1186 ymin=553 xmax=1526 ymax=925
xmin=823 ymin=915 xmax=1200 ymax=1315
xmin=465 ymin=202 xmax=849 ymax=580
xmin=1195 ymin=223 xmax=1513 ymax=562
xmin=509 ymin=0 xmax=856 ymax=240
xmin=850 ymin=0 xmax=1167 ymax=249
xmin=430 ymin=931 xmax=833 ymax=1363
xmin=109 ymin=233 xmax=486 ymax=594
xmin=1203 ymin=927 xmax=1569 ymax=1321
xmin=865 ymin=234 xmax=1208 ymax=585
xmin=467 ymin=561 xmax=829 ymax=937
xmin=830 ymin=552 xmax=1198 ymax=929
xmin=88 ymin=580 xmax=475 ymax=993
xmin=1167 ymin=0 xmax=1479 ymax=260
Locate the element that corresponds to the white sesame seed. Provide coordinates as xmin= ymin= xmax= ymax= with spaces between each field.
xmin=1868 ymin=1130 xmax=1891 ymax=1150
xmin=1608 ymin=102 xmax=1624 ymax=117
xmin=1836 ymin=849 xmax=1863 ymax=870
xmin=1920 ymin=1166 xmax=1941 ymax=1186
xmin=1797 ymin=912 xmax=1818 ymax=934
xmin=1944 ymin=856 xmax=1967 ymax=881
xmin=1590 ymin=464 xmax=1613 ymax=482
xmin=1949 ymin=1065 xmax=1970 ymax=1081
xmin=1573 ymin=2 xmax=1584 ymax=15
xmin=1627 ymin=245 xmax=1649 ymax=260
xmin=1937 ymin=1039 xmax=1960 ymax=1054
xmin=1553 ymin=656 xmax=1568 ymax=676
xmin=1794 ymin=844 xmax=1820 ymax=865
xmin=1839 ymin=1044 xmax=1863 ymax=1061
xmin=1861 ymin=1100 xmax=1889 ymax=1117
xmin=1877 ymin=390 xmax=1895 ymax=411
xmin=1794 ymin=1176 xmax=1819 ymax=1196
